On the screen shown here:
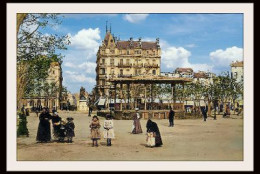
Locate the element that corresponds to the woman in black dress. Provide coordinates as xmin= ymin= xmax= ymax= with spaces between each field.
xmin=36 ymin=108 xmax=52 ymax=142
xmin=146 ymin=118 xmax=163 ymax=147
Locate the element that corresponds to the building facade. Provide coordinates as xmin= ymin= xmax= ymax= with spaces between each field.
xmin=96 ymin=30 xmax=161 ymax=96
xmin=231 ymin=61 xmax=243 ymax=83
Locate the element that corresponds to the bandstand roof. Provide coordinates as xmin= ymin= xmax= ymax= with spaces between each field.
xmin=108 ymin=75 xmax=193 ymax=84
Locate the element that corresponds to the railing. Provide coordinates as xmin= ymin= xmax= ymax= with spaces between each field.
xmin=118 ymin=74 xmax=132 ymax=78
xmin=132 ymin=63 xmax=143 ymax=68
xmin=144 ymin=63 xmax=159 ymax=68
xmin=117 ymin=63 xmax=132 ymax=68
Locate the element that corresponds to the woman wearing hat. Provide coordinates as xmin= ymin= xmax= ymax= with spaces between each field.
xmin=132 ymin=108 xmax=143 ymax=134
xmin=89 ymin=115 xmax=101 ymax=147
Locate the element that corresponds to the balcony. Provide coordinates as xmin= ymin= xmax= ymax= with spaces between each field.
xmin=144 ymin=63 xmax=159 ymax=68
xmin=132 ymin=63 xmax=143 ymax=68
xmin=117 ymin=63 xmax=132 ymax=68
xmin=118 ymin=74 xmax=132 ymax=78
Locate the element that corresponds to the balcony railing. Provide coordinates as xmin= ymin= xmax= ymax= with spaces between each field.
xmin=118 ymin=74 xmax=132 ymax=78
xmin=132 ymin=63 xmax=143 ymax=68
xmin=144 ymin=63 xmax=159 ymax=68
xmin=117 ymin=63 xmax=132 ymax=68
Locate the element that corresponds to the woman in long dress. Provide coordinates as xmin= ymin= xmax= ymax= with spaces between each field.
xmin=89 ymin=115 xmax=101 ymax=147
xmin=36 ymin=108 xmax=52 ymax=142
xmin=146 ymin=118 xmax=163 ymax=147
xmin=132 ymin=108 xmax=142 ymax=134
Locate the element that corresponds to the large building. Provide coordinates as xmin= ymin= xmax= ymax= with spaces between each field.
xmin=231 ymin=61 xmax=243 ymax=83
xmin=96 ymin=29 xmax=161 ymax=96
xmin=22 ymin=62 xmax=63 ymax=110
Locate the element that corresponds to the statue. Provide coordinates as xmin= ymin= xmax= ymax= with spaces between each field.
xmin=80 ymin=87 xmax=86 ymax=100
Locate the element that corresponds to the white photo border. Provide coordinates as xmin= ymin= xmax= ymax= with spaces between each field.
xmin=7 ymin=3 xmax=254 ymax=171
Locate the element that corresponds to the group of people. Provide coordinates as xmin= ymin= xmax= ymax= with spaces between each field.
xmin=36 ymin=108 xmax=75 ymax=143
xmin=131 ymin=108 xmax=163 ymax=148
xmin=89 ymin=114 xmax=115 ymax=147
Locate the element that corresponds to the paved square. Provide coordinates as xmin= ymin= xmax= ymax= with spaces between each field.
xmin=17 ymin=111 xmax=243 ymax=161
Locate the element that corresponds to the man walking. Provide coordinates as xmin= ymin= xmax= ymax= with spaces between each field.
xmin=168 ymin=107 xmax=175 ymax=127
xmin=202 ymin=107 xmax=207 ymax=121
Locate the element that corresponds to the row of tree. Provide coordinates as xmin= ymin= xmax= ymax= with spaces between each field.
xmin=17 ymin=14 xmax=70 ymax=109
xmin=105 ymin=71 xmax=243 ymax=116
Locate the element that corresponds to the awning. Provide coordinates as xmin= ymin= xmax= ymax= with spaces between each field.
xmin=98 ymin=99 xmax=106 ymax=106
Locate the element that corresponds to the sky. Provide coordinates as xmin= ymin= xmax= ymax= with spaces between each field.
xmin=40 ymin=13 xmax=243 ymax=94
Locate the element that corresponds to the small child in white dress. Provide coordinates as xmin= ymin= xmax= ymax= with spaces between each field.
xmin=103 ymin=114 xmax=115 ymax=146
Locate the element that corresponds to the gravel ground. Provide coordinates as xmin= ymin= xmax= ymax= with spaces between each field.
xmin=17 ymin=111 xmax=243 ymax=161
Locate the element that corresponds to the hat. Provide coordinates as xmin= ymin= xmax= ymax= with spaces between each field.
xmin=67 ymin=117 xmax=74 ymax=121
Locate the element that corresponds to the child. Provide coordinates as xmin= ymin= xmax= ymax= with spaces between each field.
xmin=103 ymin=114 xmax=115 ymax=146
xmin=89 ymin=115 xmax=101 ymax=147
xmin=65 ymin=117 xmax=75 ymax=143
xmin=51 ymin=112 xmax=61 ymax=140
xmin=58 ymin=119 xmax=66 ymax=142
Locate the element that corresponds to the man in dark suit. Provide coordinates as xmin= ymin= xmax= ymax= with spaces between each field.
xmin=169 ymin=107 xmax=175 ymax=127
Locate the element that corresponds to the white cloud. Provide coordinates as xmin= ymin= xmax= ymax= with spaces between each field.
xmin=65 ymin=71 xmax=95 ymax=84
xmin=185 ymin=44 xmax=196 ymax=48
xmin=123 ymin=14 xmax=149 ymax=23
xmin=69 ymin=28 xmax=101 ymax=51
xmin=210 ymin=46 xmax=243 ymax=67
xmin=161 ymin=46 xmax=213 ymax=72
xmin=78 ymin=62 xmax=96 ymax=74
xmin=64 ymin=62 xmax=77 ymax=68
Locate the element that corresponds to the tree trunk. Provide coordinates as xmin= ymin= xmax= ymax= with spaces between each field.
xmin=17 ymin=13 xmax=27 ymax=36
xmin=208 ymin=99 xmax=212 ymax=117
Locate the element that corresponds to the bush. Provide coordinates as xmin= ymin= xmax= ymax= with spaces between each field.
xmin=17 ymin=111 xmax=29 ymax=137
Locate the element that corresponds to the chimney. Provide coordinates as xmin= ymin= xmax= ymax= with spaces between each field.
xmin=129 ymin=37 xmax=133 ymax=46
xmin=138 ymin=37 xmax=142 ymax=47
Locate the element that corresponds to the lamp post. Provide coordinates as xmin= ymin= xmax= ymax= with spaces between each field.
xmin=214 ymin=99 xmax=217 ymax=120
xmin=109 ymin=86 xmax=112 ymax=116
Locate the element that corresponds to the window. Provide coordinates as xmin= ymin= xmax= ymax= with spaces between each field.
xmin=126 ymin=69 xmax=130 ymax=71
xmin=110 ymin=50 xmax=115 ymax=54
xmin=234 ymin=72 xmax=238 ymax=79
xmin=101 ymin=80 xmax=105 ymax=86
xmin=101 ymin=59 xmax=105 ymax=65
xmin=120 ymin=69 xmax=123 ymax=75
xmin=100 ymin=68 xmax=105 ymax=74
xmin=127 ymin=50 xmax=130 ymax=55
xmin=153 ymin=70 xmax=156 ymax=75
xmin=111 ymin=68 xmax=114 ymax=75
xmin=53 ymin=70 xmax=55 ymax=74
xmin=120 ymin=59 xmax=123 ymax=65
xmin=126 ymin=59 xmax=130 ymax=65
xmin=110 ymin=59 xmax=114 ymax=65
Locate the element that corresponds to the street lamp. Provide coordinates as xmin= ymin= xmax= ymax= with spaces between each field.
xmin=214 ymin=99 xmax=218 ymax=120
xmin=109 ymin=87 xmax=112 ymax=115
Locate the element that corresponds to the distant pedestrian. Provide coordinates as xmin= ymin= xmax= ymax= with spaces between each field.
xmin=168 ymin=107 xmax=175 ymax=127
xmin=89 ymin=116 xmax=101 ymax=147
xmin=35 ymin=108 xmax=39 ymax=117
xmin=103 ymin=114 xmax=115 ymax=146
xmin=88 ymin=106 xmax=93 ymax=117
xmin=132 ymin=108 xmax=142 ymax=134
xmin=65 ymin=117 xmax=75 ymax=143
xmin=202 ymin=107 xmax=207 ymax=121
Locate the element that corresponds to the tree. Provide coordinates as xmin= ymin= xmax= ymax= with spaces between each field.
xmin=17 ymin=14 xmax=70 ymax=109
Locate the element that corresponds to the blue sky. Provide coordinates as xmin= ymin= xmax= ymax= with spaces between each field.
xmin=40 ymin=13 xmax=243 ymax=94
